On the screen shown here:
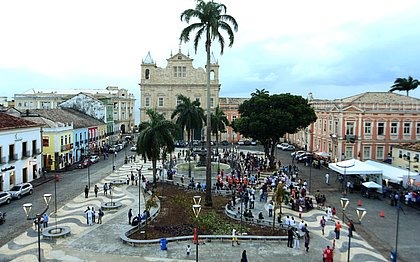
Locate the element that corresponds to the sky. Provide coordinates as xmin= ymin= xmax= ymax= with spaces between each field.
xmin=1 ymin=0 xmax=420 ymax=114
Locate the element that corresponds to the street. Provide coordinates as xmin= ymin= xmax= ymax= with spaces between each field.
xmin=0 ymin=147 xmax=130 ymax=246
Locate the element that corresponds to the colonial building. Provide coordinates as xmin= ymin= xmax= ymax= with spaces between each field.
xmin=0 ymin=112 xmax=42 ymax=191
xmin=286 ymin=92 xmax=420 ymax=162
xmin=218 ymin=97 xmax=247 ymax=143
xmin=139 ymin=49 xmax=220 ymax=137
xmin=14 ymin=86 xmax=135 ymax=134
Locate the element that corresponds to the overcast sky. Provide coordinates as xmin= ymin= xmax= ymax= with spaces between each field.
xmin=1 ymin=0 xmax=420 ymax=106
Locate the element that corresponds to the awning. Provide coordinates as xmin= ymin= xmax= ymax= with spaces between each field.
xmin=362 ymin=181 xmax=382 ymax=189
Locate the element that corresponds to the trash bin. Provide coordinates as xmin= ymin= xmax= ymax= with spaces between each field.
xmin=160 ymin=238 xmax=167 ymax=250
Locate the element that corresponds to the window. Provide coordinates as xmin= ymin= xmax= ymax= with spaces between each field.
xmin=323 ymin=120 xmax=327 ymax=131
xmin=145 ymin=69 xmax=150 ymax=79
xmin=334 ymin=121 xmax=339 ymax=134
xmin=364 ymin=122 xmax=372 ymax=135
xmin=158 ymin=97 xmax=164 ymax=107
xmin=145 ymin=97 xmax=150 ymax=107
xmin=22 ymin=142 xmax=27 ymax=157
xmin=398 ymin=150 xmax=402 ymax=158
xmin=390 ymin=122 xmax=398 ymax=135
xmin=345 ymin=146 xmax=353 ymax=159
xmin=329 ymin=120 xmax=332 ymax=133
xmin=210 ymin=98 xmax=214 ymax=108
xmin=363 ymin=146 xmax=371 ymax=160
xmin=415 ymin=153 xmax=419 ymax=162
xmin=173 ymin=66 xmax=186 ymax=77
xmin=417 ymin=122 xmax=420 ymax=135
xmin=32 ymin=140 xmax=36 ymax=155
xmin=376 ymin=146 xmax=384 ymax=160
xmin=232 ymin=115 xmax=237 ymax=122
xmin=8 ymin=144 xmax=15 ymax=161
xmin=403 ymin=122 xmax=411 ymax=135
xmin=346 ymin=122 xmax=354 ymax=135
xmin=43 ymin=137 xmax=49 ymax=147
xmin=377 ymin=122 xmax=384 ymax=135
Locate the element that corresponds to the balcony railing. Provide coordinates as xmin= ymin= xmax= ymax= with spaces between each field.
xmin=345 ymin=134 xmax=357 ymax=143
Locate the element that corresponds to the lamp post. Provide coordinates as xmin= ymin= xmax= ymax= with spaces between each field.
xmin=192 ymin=196 xmax=202 ymax=262
xmin=308 ymin=154 xmax=312 ymax=194
xmin=138 ymin=165 xmax=143 ymax=230
xmin=403 ymin=154 xmax=411 ymax=189
xmin=87 ymin=162 xmax=91 ymax=189
xmin=239 ymin=191 xmax=244 ymax=234
xmin=340 ymin=197 xmax=349 ymax=223
xmin=391 ymin=202 xmax=404 ymax=262
xmin=23 ymin=193 xmax=52 ymax=262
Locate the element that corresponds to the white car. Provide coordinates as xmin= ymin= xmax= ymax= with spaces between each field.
xmin=130 ymin=145 xmax=137 ymax=151
xmin=276 ymin=143 xmax=289 ymax=150
xmin=8 ymin=183 xmax=33 ymax=199
xmin=89 ymin=155 xmax=100 ymax=163
xmin=0 ymin=192 xmax=12 ymax=205
xmin=291 ymin=150 xmax=306 ymax=158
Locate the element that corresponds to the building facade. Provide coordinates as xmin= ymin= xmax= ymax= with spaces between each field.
xmin=218 ymin=97 xmax=247 ymax=143
xmin=139 ymin=49 xmax=220 ymax=126
xmin=286 ymin=92 xmax=420 ymax=162
xmin=14 ymin=86 xmax=135 ymax=135
xmin=0 ymin=113 xmax=42 ymax=191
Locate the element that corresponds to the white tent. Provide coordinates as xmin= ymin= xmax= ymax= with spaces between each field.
xmin=362 ymin=181 xmax=382 ymax=189
xmin=315 ymin=152 xmax=331 ymax=158
xmin=328 ymin=159 xmax=382 ymax=175
xmin=364 ymin=160 xmax=412 ymax=185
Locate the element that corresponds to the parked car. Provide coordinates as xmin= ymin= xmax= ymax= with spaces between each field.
xmin=8 ymin=183 xmax=33 ymax=199
xmin=251 ymin=140 xmax=257 ymax=146
xmin=276 ymin=143 xmax=289 ymax=150
xmin=221 ymin=140 xmax=229 ymax=146
xmin=130 ymin=144 xmax=137 ymax=151
xmin=237 ymin=140 xmax=245 ymax=145
xmin=243 ymin=140 xmax=252 ymax=146
xmin=174 ymin=140 xmax=186 ymax=147
xmin=291 ymin=150 xmax=306 ymax=158
xmin=77 ymin=158 xmax=91 ymax=168
xmin=284 ymin=145 xmax=296 ymax=151
xmin=89 ymin=155 xmax=100 ymax=163
xmin=297 ymin=152 xmax=313 ymax=162
xmin=0 ymin=192 xmax=12 ymax=205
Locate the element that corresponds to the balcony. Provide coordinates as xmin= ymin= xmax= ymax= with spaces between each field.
xmin=345 ymin=134 xmax=357 ymax=143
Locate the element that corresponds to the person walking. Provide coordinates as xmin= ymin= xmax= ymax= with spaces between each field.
xmin=293 ymin=228 xmax=300 ymax=249
xmin=287 ymin=227 xmax=294 ymax=248
xmin=335 ymin=221 xmax=342 ymax=239
xmin=91 ymin=207 xmax=96 ymax=223
xmin=304 ymin=231 xmax=310 ymax=252
xmin=241 ymin=250 xmax=248 ymax=262
xmin=268 ymin=201 xmax=273 ymax=217
xmin=97 ymin=208 xmax=104 ymax=224
xmin=84 ymin=185 xmax=89 ymax=198
xmin=326 ymin=206 xmax=332 ymax=221
xmin=325 ymin=173 xmax=330 ymax=185
xmin=348 ymin=219 xmax=355 ymax=237
xmin=128 ymin=208 xmax=133 ymax=225
xmin=103 ymin=183 xmax=108 ymax=196
xmin=320 ymin=216 xmax=326 ymax=235
xmin=232 ymin=228 xmax=240 ymax=246
xmin=323 ymin=245 xmax=334 ymax=262
xmin=94 ymin=185 xmax=99 ymax=197
xmin=42 ymin=213 xmax=49 ymax=228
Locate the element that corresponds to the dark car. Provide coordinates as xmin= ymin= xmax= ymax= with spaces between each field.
xmin=221 ymin=140 xmax=229 ymax=146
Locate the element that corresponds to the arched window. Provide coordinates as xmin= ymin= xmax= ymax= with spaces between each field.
xmin=145 ymin=69 xmax=150 ymax=79
xmin=210 ymin=70 xmax=215 ymax=80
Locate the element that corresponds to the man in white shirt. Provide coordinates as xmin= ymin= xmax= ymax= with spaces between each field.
xmin=325 ymin=173 xmax=330 ymax=185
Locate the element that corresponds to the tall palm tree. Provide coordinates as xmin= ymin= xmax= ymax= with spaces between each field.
xmin=210 ymin=106 xmax=229 ymax=160
xmin=171 ymin=94 xmax=205 ymax=177
xmin=137 ymin=109 xmax=178 ymax=186
xmin=389 ymin=76 xmax=419 ymax=96
xmin=180 ymin=0 xmax=238 ymax=207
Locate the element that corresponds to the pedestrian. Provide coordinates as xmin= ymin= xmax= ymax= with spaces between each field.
xmin=126 ymin=175 xmax=130 ymax=185
xmin=287 ymin=227 xmax=294 ymax=248
xmin=326 ymin=206 xmax=332 ymax=221
xmin=131 ymin=171 xmax=135 ymax=185
xmin=304 ymin=231 xmax=310 ymax=252
xmin=325 ymin=173 xmax=330 ymax=185
xmin=84 ymin=185 xmax=89 ymax=198
xmin=186 ymin=244 xmax=191 ymax=256
xmin=320 ymin=216 xmax=326 ymax=235
xmin=103 ymin=183 xmax=108 ymax=196
xmin=94 ymin=185 xmax=99 ymax=197
xmin=241 ymin=250 xmax=248 ymax=262
xmin=92 ymin=207 xmax=96 ymax=223
xmin=323 ymin=245 xmax=334 ymax=262
xmin=232 ymin=228 xmax=240 ymax=246
xmin=43 ymin=213 xmax=49 ymax=228
xmin=97 ymin=208 xmax=104 ymax=224
xmin=128 ymin=208 xmax=133 ymax=225
xmin=348 ymin=219 xmax=355 ymax=237
xmin=293 ymin=228 xmax=300 ymax=249
xmin=335 ymin=221 xmax=341 ymax=239
xmin=332 ymin=206 xmax=336 ymax=217
xmin=268 ymin=201 xmax=273 ymax=217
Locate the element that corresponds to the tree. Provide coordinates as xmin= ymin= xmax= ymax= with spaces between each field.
xmin=234 ymin=90 xmax=317 ymax=169
xmin=180 ymin=0 xmax=238 ymax=207
xmin=137 ymin=109 xmax=178 ymax=186
xmin=171 ymin=94 xmax=205 ymax=147
xmin=389 ymin=76 xmax=419 ymax=96
xmin=210 ymin=106 xmax=229 ymax=157
xmin=273 ymin=182 xmax=287 ymax=230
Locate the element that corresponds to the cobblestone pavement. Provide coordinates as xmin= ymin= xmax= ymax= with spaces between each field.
xmin=0 ymin=148 xmax=391 ymax=262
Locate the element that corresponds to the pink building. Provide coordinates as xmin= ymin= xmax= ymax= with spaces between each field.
xmin=286 ymin=92 xmax=420 ymax=162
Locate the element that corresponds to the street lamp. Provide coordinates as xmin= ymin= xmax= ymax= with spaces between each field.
xmin=23 ymin=193 xmax=52 ymax=262
xmin=403 ymin=154 xmax=411 ymax=188
xmin=340 ymin=197 xmax=349 ymax=223
xmin=87 ymin=162 xmax=91 ymax=189
xmin=239 ymin=191 xmax=244 ymax=234
xmin=138 ymin=165 xmax=143 ymax=230
xmin=192 ymin=196 xmax=202 ymax=262
xmin=391 ymin=202 xmax=404 ymax=262
xmin=356 ymin=207 xmax=366 ymax=224
xmin=308 ymin=154 xmax=312 ymax=194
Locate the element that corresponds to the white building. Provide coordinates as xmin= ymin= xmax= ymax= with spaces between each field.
xmin=0 ymin=112 xmax=42 ymax=192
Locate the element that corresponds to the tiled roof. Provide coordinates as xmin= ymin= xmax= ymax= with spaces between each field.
xmin=25 ymin=109 xmax=105 ymax=128
xmin=340 ymin=92 xmax=420 ymax=104
xmin=0 ymin=112 xmax=40 ymax=131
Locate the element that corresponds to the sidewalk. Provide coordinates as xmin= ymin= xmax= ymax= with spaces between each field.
xmin=0 ymin=149 xmax=387 ymax=261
